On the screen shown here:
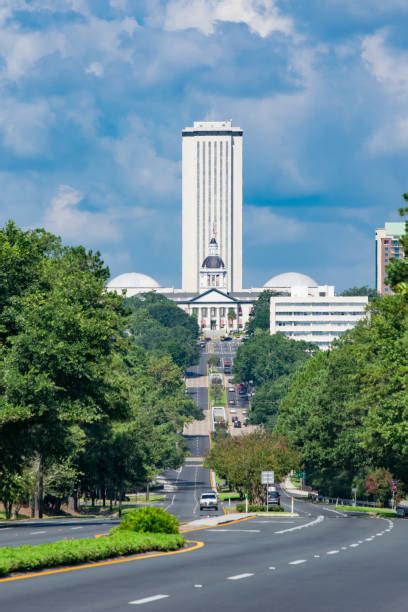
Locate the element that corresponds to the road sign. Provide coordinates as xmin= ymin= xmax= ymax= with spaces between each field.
xmin=261 ymin=471 xmax=275 ymax=485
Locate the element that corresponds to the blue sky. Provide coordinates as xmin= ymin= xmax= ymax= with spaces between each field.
xmin=1 ymin=0 xmax=407 ymax=290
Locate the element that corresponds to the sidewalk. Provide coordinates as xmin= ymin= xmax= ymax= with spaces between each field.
xmin=282 ymin=477 xmax=317 ymax=499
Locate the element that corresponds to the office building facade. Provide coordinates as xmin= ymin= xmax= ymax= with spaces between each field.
xmin=181 ymin=121 xmax=243 ymax=293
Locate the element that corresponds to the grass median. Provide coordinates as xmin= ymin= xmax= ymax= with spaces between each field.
xmin=0 ymin=531 xmax=185 ymax=577
xmin=336 ymin=505 xmax=396 ymax=518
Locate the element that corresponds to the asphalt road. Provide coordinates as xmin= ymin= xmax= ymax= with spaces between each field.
xmin=0 ymin=520 xmax=118 ymax=547
xmin=1 ymin=499 xmax=406 ymax=611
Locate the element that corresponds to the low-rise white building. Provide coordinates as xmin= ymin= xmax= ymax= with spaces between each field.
xmin=270 ymin=293 xmax=368 ymax=350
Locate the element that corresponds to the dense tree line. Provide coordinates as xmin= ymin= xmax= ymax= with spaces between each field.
xmin=126 ymin=292 xmax=199 ymax=370
xmin=240 ymin=203 xmax=408 ymax=501
xmin=0 ymin=222 xmax=199 ymax=518
xmin=233 ymin=332 xmax=317 ymax=427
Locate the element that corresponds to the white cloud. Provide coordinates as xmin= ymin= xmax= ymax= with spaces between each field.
xmin=85 ymin=61 xmax=104 ymax=77
xmin=362 ymin=31 xmax=408 ymax=154
xmin=161 ymin=0 xmax=294 ymax=38
xmin=0 ymin=99 xmax=54 ymax=156
xmin=107 ymin=116 xmax=180 ymax=202
xmin=362 ymin=30 xmax=408 ymax=97
xmin=43 ymin=185 xmax=121 ymax=244
xmin=245 ymin=206 xmax=305 ymax=245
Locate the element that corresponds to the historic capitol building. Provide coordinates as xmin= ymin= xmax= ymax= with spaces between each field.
xmin=108 ymin=121 xmax=368 ymax=348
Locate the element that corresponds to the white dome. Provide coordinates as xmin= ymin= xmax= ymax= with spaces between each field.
xmin=107 ymin=272 xmax=160 ymax=289
xmin=264 ymin=272 xmax=318 ymax=288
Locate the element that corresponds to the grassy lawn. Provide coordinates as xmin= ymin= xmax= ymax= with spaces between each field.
xmin=218 ymin=492 xmax=241 ymax=501
xmin=336 ymin=505 xmax=396 ymax=518
xmin=0 ymin=531 xmax=185 ymax=577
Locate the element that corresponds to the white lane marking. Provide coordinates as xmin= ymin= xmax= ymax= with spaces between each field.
xmin=341 ymin=546 xmax=347 ymax=550
xmin=268 ymin=566 xmax=276 ymax=570
xmin=129 ymin=594 xmax=169 ymax=605
xmin=314 ymin=555 xmax=320 ymax=558
xmin=289 ymin=559 xmax=307 ymax=565
xmin=70 ymin=527 xmax=84 ymax=530
xmin=209 ymin=529 xmax=260 ymax=533
xmin=227 ymin=573 xmax=254 ymax=580
xmin=194 ymin=585 xmax=203 ymax=588
xmin=376 ymin=533 xmax=382 ymax=536
xmin=30 ymin=531 xmax=47 ymax=535
xmin=365 ymin=538 xmax=373 ymax=541
xmin=253 ymin=520 xmax=294 ymax=524
xmin=275 ymin=515 xmax=324 ymax=534
xmin=349 ymin=543 xmax=359 ymax=548
xmin=0 ymin=528 xmax=11 ymax=531
xmin=326 ymin=550 xmax=339 ymax=555
xmin=322 ymin=507 xmax=347 ymax=517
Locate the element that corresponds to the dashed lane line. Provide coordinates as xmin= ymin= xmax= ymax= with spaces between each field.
xmin=208 ymin=529 xmax=261 ymax=533
xmin=326 ymin=550 xmax=339 ymax=555
xmin=30 ymin=531 xmax=47 ymax=535
xmin=129 ymin=595 xmax=169 ymax=605
xmin=227 ymin=573 xmax=254 ymax=580
xmin=289 ymin=559 xmax=307 ymax=565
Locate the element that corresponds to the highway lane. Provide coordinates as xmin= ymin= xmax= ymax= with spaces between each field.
xmin=1 ymin=504 xmax=405 ymax=611
xmin=0 ymin=521 xmax=117 ymax=548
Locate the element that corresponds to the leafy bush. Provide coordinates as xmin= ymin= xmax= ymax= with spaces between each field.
xmin=117 ymin=507 xmax=179 ymax=534
xmin=0 ymin=531 xmax=185 ymax=577
xmin=236 ymin=503 xmax=284 ymax=512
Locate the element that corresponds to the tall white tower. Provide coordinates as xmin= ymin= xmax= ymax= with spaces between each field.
xmin=181 ymin=121 xmax=243 ymax=293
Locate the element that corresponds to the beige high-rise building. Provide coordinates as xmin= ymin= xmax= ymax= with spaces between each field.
xmin=375 ymin=222 xmax=405 ymax=295
xmin=181 ymin=121 xmax=243 ymax=293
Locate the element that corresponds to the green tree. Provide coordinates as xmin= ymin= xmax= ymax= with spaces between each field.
xmin=340 ymin=286 xmax=378 ymax=300
xmin=246 ymin=290 xmax=282 ymax=335
xmin=126 ymin=293 xmax=199 ymax=369
xmin=206 ymin=431 xmax=298 ymax=503
xmin=233 ymin=332 xmax=316 ymax=387
xmin=385 ymin=196 xmax=408 ymax=293
xmin=0 ymin=243 xmax=126 ymax=517
xmin=276 ymin=294 xmax=408 ymax=496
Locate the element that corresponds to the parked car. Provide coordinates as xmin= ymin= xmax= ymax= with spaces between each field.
xmin=199 ymin=492 xmax=219 ymax=511
xmin=267 ymin=491 xmax=281 ymax=506
xmin=230 ymin=408 xmax=237 ymax=414
xmin=228 ymin=387 xmax=235 ymax=392
xmin=231 ymin=415 xmax=238 ymax=422
xmin=229 ymin=399 xmax=235 ymax=405
xmin=233 ymin=420 xmax=242 ymax=428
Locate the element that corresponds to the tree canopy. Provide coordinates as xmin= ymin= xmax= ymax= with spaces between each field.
xmin=276 ymin=294 xmax=408 ymax=498
xmin=126 ymin=292 xmax=199 ymax=369
xmin=245 ymin=290 xmax=282 ymax=335
xmin=0 ymin=222 xmax=199 ymax=518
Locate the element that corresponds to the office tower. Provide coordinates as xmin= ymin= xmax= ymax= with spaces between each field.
xmin=375 ymin=222 xmax=405 ymax=294
xmin=181 ymin=121 xmax=243 ymax=292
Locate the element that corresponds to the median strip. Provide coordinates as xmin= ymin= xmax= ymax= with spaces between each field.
xmin=0 ymin=536 xmax=204 ymax=583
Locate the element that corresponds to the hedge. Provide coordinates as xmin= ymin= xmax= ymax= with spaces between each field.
xmin=0 ymin=531 xmax=185 ymax=577
xmin=117 ymin=507 xmax=179 ymax=534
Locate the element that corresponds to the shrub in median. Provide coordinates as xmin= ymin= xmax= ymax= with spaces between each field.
xmin=116 ymin=507 xmax=179 ymax=534
xmin=0 ymin=531 xmax=185 ymax=577
xmin=236 ymin=503 xmax=284 ymax=513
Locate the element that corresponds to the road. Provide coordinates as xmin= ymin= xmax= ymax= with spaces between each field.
xmin=1 ymin=497 xmax=407 ymax=611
